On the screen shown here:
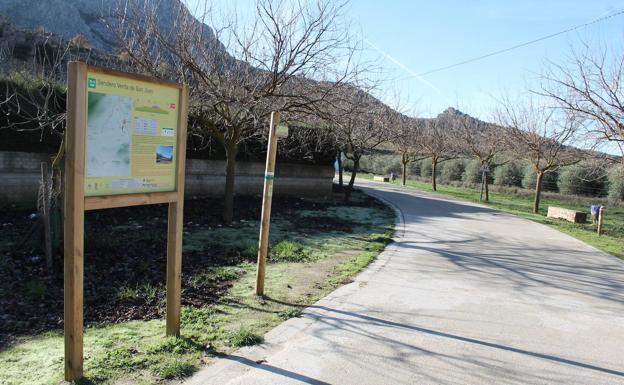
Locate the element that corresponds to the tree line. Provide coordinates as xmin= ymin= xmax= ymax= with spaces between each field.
xmin=0 ymin=0 xmax=623 ymax=222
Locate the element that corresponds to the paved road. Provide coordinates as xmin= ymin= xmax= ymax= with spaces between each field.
xmin=184 ymin=181 xmax=624 ymax=385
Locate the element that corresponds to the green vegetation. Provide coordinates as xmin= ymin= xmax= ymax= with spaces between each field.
xmin=269 ymin=240 xmax=313 ymax=263
xmin=608 ymin=165 xmax=624 ymax=202
xmin=0 ymin=191 xmax=395 ymax=385
xmin=227 ymin=328 xmax=263 ymax=347
xmin=380 ymin=176 xmax=623 ymax=259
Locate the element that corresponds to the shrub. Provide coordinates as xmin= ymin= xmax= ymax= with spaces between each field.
xmin=358 ymin=155 xmax=401 ymax=175
xmin=522 ymin=167 xmax=559 ymax=192
xmin=494 ymin=162 xmax=524 ymax=187
xmin=420 ymin=159 xmax=433 ymax=178
xmin=439 ymin=159 xmax=465 ymax=183
xmin=608 ymin=164 xmax=624 ymax=202
xmin=407 ymin=161 xmax=421 ymax=178
xmin=558 ymin=164 xmax=607 ymax=197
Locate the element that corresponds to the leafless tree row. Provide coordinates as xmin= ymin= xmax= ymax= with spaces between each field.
xmin=2 ymin=1 xmax=623 ymax=221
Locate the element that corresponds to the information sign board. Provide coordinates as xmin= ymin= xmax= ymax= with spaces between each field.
xmin=84 ymin=71 xmax=181 ymax=196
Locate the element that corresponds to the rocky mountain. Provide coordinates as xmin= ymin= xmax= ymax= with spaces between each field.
xmin=0 ymin=0 xmax=218 ymax=52
xmin=0 ymin=0 xmax=492 ymax=136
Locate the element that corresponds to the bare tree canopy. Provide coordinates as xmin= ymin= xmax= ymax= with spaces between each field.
xmin=0 ymin=31 xmax=70 ymax=138
xmin=324 ymin=82 xmax=390 ymax=199
xmin=112 ymin=0 xmax=361 ymax=222
xmin=391 ymin=114 xmax=426 ymax=185
xmin=495 ymin=94 xmax=582 ymax=212
xmin=541 ymin=42 xmax=624 ymax=145
xmin=413 ymin=112 xmax=461 ymax=191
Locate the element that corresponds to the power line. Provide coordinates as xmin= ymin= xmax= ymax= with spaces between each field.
xmin=411 ymin=9 xmax=624 ymax=77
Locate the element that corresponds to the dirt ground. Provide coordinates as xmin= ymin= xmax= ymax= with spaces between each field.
xmin=0 ymin=192 xmax=386 ymax=346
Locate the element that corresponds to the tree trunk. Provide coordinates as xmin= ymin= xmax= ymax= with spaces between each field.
xmin=345 ymin=157 xmax=359 ymax=202
xmin=431 ymin=158 xmax=438 ymax=191
xmin=40 ymin=162 xmax=53 ymax=269
xmin=336 ymin=150 xmax=344 ymax=189
xmin=485 ymin=176 xmax=490 ymax=202
xmin=402 ymin=160 xmax=407 ymax=186
xmin=223 ymin=143 xmax=238 ymax=224
xmin=533 ymin=171 xmax=544 ymax=214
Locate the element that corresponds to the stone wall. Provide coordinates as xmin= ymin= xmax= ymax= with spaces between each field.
xmin=0 ymin=151 xmax=334 ymax=208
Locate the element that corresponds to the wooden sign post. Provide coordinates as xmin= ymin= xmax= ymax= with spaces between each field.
xmin=597 ymin=206 xmax=605 ymax=236
xmin=255 ymin=112 xmax=283 ymax=296
xmin=64 ymin=62 xmax=188 ymax=380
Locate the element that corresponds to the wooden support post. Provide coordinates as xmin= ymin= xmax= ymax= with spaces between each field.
xmin=597 ymin=206 xmax=604 ymax=236
xmin=166 ymin=84 xmax=188 ymax=337
xmin=64 ymin=61 xmax=87 ymax=381
xmin=41 ymin=162 xmax=53 ymax=269
xmin=255 ymin=111 xmax=281 ymax=296
xmin=479 ymin=171 xmax=485 ymax=202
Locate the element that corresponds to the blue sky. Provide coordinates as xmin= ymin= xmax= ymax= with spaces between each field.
xmin=348 ymin=1 xmax=624 ymax=119
xmin=190 ymin=1 xmax=624 ymax=120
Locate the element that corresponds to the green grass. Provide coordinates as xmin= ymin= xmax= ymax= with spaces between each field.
xmin=369 ymin=175 xmax=623 ymax=259
xmin=0 ymin=191 xmax=395 ymax=385
xmin=227 ymin=328 xmax=263 ymax=347
xmin=269 ymin=240 xmax=313 ymax=263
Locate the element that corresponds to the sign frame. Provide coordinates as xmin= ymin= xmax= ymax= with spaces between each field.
xmin=64 ymin=62 xmax=189 ymax=380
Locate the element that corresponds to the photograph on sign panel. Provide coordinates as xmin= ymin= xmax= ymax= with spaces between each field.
xmin=156 ymin=145 xmax=174 ymax=164
xmin=86 ymin=91 xmax=132 ymax=177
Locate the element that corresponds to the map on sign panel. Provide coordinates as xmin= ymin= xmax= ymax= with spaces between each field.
xmin=86 ymin=92 xmax=133 ymax=177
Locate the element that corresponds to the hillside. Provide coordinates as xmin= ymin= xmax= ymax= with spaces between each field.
xmin=0 ymin=0 xmax=222 ymax=52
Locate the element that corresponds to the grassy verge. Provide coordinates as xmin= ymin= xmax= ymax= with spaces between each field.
xmin=353 ymin=173 xmax=622 ymax=259
xmin=0 ymin=191 xmax=395 ymax=385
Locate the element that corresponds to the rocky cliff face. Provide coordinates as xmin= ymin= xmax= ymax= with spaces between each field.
xmin=0 ymin=0 xmax=215 ymax=51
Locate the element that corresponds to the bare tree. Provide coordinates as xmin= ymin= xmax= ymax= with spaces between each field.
xmin=0 ymin=32 xmax=69 ymax=141
xmin=113 ymin=0 xmax=358 ymax=223
xmin=326 ymin=84 xmax=389 ymax=200
xmin=415 ymin=114 xmax=460 ymax=191
xmin=392 ymin=116 xmax=425 ymax=185
xmin=540 ymin=42 xmax=624 ymax=145
xmin=455 ymin=113 xmax=507 ymax=201
xmin=496 ymin=95 xmax=581 ymax=213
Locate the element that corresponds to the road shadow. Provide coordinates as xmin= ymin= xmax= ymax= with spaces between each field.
xmin=304 ymin=305 xmax=624 ymax=380
xmin=221 ymin=355 xmax=331 ymax=385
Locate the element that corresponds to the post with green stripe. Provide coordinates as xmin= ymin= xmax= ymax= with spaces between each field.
xmin=255 ymin=111 xmax=288 ymax=296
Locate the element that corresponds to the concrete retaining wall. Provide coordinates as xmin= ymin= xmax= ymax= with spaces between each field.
xmin=0 ymin=151 xmax=334 ymax=208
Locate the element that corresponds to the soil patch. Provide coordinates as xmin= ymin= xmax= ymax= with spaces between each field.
xmin=0 ymin=192 xmax=387 ymax=346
